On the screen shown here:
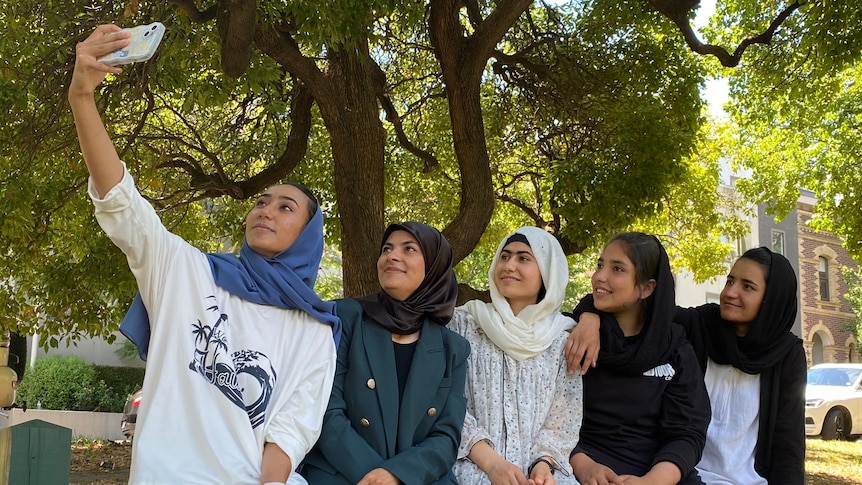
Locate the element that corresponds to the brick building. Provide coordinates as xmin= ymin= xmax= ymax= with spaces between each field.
xmin=675 ymin=187 xmax=860 ymax=368
xmin=796 ymin=191 xmax=860 ymax=365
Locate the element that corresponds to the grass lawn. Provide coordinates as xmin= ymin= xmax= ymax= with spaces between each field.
xmin=807 ymin=438 xmax=862 ymax=484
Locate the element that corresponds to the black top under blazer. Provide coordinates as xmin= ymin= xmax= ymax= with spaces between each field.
xmin=301 ymin=298 xmax=470 ymax=485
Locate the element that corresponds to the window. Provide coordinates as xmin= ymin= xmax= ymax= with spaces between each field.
xmin=771 ymin=230 xmax=785 ymax=255
xmin=819 ymin=257 xmax=830 ymax=301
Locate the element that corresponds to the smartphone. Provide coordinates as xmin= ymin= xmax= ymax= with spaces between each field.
xmin=99 ymin=22 xmax=166 ymax=66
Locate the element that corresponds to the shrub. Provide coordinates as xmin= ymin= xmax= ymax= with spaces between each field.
xmin=93 ymin=365 xmax=145 ymax=412
xmin=17 ymin=357 xmax=145 ymax=412
xmin=17 ymin=355 xmax=99 ymax=411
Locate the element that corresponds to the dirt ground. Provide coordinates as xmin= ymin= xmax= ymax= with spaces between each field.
xmin=71 ymin=440 xmax=131 ymax=485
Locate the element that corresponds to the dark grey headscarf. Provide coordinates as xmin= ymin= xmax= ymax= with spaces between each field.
xmin=358 ymin=222 xmax=458 ymax=334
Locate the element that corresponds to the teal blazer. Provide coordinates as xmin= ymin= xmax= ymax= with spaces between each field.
xmin=301 ymin=298 xmax=469 ymax=485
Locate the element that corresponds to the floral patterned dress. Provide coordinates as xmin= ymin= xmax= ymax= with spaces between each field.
xmin=450 ymin=310 xmax=583 ymax=484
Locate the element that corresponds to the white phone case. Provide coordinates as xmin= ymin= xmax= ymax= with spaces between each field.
xmin=99 ymin=22 xmax=166 ymax=66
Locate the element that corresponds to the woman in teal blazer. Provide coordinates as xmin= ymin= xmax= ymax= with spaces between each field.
xmin=301 ymin=222 xmax=470 ymax=485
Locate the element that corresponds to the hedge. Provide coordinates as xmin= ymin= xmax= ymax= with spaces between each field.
xmin=16 ymin=355 xmax=144 ymax=412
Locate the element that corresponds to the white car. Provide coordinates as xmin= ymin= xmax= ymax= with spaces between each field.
xmin=805 ymin=363 xmax=862 ymax=440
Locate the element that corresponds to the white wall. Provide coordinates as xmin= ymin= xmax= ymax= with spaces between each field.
xmin=0 ymin=409 xmax=125 ymax=441
xmin=31 ymin=331 xmax=144 ymax=369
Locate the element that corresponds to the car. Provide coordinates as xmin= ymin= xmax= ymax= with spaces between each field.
xmin=121 ymin=388 xmax=143 ymax=440
xmin=805 ymin=363 xmax=862 ymax=440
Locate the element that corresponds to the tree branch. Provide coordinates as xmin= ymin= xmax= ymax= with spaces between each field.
xmin=467 ymin=0 xmax=534 ymax=80
xmin=254 ymin=23 xmax=332 ymax=104
xmin=236 ymin=83 xmax=314 ymax=196
xmin=378 ymin=94 xmax=439 ymax=173
xmin=170 ymin=0 xmax=218 ymax=23
xmin=498 ymin=193 xmax=544 ymax=226
xmin=463 ymin=0 xmax=484 ymax=30
xmin=151 ymin=84 xmax=315 ymax=200
xmin=650 ymin=0 xmax=803 ymax=67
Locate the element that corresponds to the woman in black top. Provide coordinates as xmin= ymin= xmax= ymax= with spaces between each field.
xmin=568 ymin=232 xmax=709 ymax=485
xmin=569 ymin=247 xmax=805 ymax=484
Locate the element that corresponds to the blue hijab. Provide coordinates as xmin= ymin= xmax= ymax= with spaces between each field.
xmin=120 ymin=207 xmax=341 ymax=360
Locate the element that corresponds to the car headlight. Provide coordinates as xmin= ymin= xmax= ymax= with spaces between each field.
xmin=806 ymin=399 xmax=824 ymax=407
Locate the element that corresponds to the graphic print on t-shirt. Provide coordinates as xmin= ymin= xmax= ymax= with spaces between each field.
xmin=189 ymin=296 xmax=276 ymax=428
xmin=642 ymin=363 xmax=676 ymax=381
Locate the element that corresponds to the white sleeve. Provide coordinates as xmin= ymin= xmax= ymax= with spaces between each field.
xmin=89 ymin=166 xmax=194 ymax=313
xmin=264 ymin=327 xmax=337 ymax=469
xmin=458 ymin=409 xmax=496 ymax=460
xmin=450 ymin=310 xmax=496 ymax=460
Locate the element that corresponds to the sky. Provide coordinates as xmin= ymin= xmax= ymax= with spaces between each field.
xmin=693 ymin=0 xmax=731 ymax=117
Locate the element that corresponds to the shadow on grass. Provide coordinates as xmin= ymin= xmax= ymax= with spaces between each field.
xmin=806 ymin=471 xmax=862 ymax=485
xmin=806 ymin=438 xmax=862 ymax=485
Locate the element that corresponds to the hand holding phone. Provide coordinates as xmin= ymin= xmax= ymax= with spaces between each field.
xmin=98 ymin=22 xmax=165 ymax=66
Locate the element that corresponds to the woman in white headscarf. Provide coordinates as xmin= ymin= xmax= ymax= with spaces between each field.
xmin=451 ymin=227 xmax=582 ymax=485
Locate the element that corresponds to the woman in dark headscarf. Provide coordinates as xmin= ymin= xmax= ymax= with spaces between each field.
xmin=568 ymin=232 xmax=710 ymax=485
xmin=569 ymin=247 xmax=805 ymax=484
xmin=301 ymin=222 xmax=470 ymax=485
xmin=674 ymin=247 xmax=805 ymax=484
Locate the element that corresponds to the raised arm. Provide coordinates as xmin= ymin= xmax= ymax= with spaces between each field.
xmin=68 ymin=24 xmax=131 ymax=197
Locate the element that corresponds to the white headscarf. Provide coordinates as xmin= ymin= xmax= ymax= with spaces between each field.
xmin=460 ymin=226 xmax=574 ymax=361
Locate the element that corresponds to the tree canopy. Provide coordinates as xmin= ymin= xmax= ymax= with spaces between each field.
xmin=0 ymin=0 xmax=849 ymax=344
xmin=716 ymin=1 xmax=862 ymax=259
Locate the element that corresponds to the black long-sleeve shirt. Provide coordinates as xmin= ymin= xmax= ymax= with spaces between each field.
xmin=572 ymin=332 xmax=710 ymax=483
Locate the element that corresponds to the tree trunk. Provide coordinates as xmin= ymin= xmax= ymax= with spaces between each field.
xmin=322 ymin=47 xmax=387 ymax=298
xmin=429 ymin=0 xmax=532 ymax=263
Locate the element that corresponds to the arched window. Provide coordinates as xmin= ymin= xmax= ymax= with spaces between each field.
xmin=819 ymin=257 xmax=830 ymax=301
xmin=812 ymin=334 xmax=824 ymax=365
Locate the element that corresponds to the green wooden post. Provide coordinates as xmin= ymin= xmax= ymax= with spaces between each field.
xmin=0 ymin=419 xmax=71 ymax=485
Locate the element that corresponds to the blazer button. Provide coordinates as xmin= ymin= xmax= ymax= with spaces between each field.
xmin=366 ymin=378 xmax=376 ymax=390
xmin=427 ymin=407 xmax=437 ymax=417
xmin=360 ymin=418 xmax=371 ymax=428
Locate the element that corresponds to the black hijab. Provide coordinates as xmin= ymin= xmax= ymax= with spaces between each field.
xmin=358 ymin=222 xmax=459 ymax=334
xmin=703 ymin=247 xmax=801 ymax=374
xmin=596 ymin=233 xmax=686 ymax=375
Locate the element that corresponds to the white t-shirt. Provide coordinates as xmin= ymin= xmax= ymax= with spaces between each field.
xmin=696 ymin=359 xmax=766 ymax=485
xmin=91 ymin=170 xmax=336 ymax=485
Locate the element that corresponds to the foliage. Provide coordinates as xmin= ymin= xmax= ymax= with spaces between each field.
xmin=16 ymin=355 xmax=137 ymax=412
xmin=841 ymin=267 xmax=862 ymax=354
xmin=17 ymin=355 xmax=98 ymax=411
xmin=114 ymin=339 xmax=139 ymax=360
xmin=714 ymin=1 xmax=862 ymax=259
xmin=93 ymin=364 xmax=145 ymax=412
xmin=0 ymin=0 xmax=839 ymax=341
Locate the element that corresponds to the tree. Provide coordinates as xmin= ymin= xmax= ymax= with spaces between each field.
xmin=842 ymin=267 xmax=862 ymax=355
xmin=0 ymin=0 xmax=824 ymax=342
xmin=708 ymin=1 xmax=862 ymax=258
